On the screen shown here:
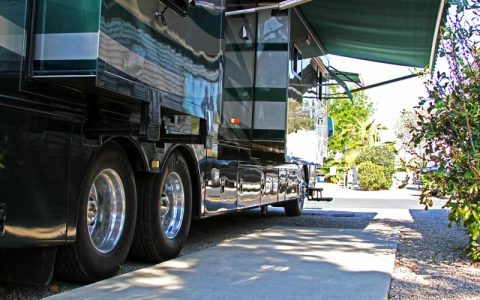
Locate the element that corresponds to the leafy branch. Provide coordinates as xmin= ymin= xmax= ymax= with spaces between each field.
xmin=411 ymin=0 xmax=480 ymax=260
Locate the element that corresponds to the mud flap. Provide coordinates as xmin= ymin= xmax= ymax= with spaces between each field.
xmin=0 ymin=247 xmax=56 ymax=286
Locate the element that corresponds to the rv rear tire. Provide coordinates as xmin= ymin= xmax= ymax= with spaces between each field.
xmin=55 ymin=143 xmax=137 ymax=282
xmin=130 ymin=151 xmax=192 ymax=262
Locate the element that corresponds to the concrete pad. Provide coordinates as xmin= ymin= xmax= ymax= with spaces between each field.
xmin=48 ymin=227 xmax=398 ymax=300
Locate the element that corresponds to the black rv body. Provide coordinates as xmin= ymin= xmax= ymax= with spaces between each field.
xmin=0 ymin=0 xmax=329 ymax=284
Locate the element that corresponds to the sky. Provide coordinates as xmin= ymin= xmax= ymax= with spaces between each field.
xmin=328 ymin=55 xmax=430 ymax=142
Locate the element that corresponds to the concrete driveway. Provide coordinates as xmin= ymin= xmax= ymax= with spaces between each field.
xmin=48 ymin=226 xmax=398 ymax=300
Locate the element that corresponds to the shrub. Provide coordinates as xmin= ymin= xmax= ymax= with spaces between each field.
xmin=357 ymin=162 xmax=388 ymax=191
xmin=410 ymin=1 xmax=480 ymax=260
xmin=355 ymin=146 xmax=395 ymax=187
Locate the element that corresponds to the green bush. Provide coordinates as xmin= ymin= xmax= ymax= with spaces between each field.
xmin=355 ymin=146 xmax=395 ymax=187
xmin=410 ymin=1 xmax=480 ymax=260
xmin=358 ymin=162 xmax=389 ymax=191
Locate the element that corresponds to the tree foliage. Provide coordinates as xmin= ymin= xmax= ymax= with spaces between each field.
xmin=342 ymin=119 xmax=388 ymax=149
xmin=410 ymin=0 xmax=480 ymax=260
xmin=395 ymin=109 xmax=417 ymax=152
xmin=328 ymin=91 xmax=373 ymax=153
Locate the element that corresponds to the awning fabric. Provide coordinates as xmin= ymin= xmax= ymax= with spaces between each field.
xmin=299 ymin=0 xmax=445 ymax=68
xmin=328 ymin=70 xmax=353 ymax=100
xmin=328 ymin=68 xmax=362 ymax=84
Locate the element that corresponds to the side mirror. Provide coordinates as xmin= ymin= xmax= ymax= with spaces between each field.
xmin=327 ymin=117 xmax=334 ymax=139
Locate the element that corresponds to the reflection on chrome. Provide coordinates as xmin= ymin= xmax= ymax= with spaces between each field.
xmin=87 ymin=169 xmax=126 ymax=254
xmin=161 ymin=172 xmax=185 ymax=239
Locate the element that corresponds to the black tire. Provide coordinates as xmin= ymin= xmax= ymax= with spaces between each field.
xmin=283 ymin=198 xmax=304 ymax=216
xmin=55 ymin=143 xmax=137 ymax=282
xmin=284 ymin=170 xmax=306 ymax=217
xmin=130 ymin=151 xmax=192 ymax=263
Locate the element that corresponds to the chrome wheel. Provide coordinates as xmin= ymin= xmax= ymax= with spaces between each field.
xmin=160 ymin=172 xmax=185 ymax=239
xmin=87 ymin=169 xmax=126 ymax=253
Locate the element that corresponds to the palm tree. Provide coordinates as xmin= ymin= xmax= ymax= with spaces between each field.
xmin=337 ymin=119 xmax=387 ymax=167
xmin=342 ymin=119 xmax=387 ymax=149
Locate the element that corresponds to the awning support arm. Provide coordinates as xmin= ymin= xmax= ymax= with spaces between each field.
xmin=326 ymin=73 xmax=421 ymax=99
xmin=324 ymin=96 xmax=352 ymax=100
xmin=328 ymin=65 xmax=363 ymax=88
xmin=225 ymin=0 xmax=312 ymax=16
xmin=327 ymin=69 xmax=353 ymax=100
xmin=349 ymin=73 xmax=420 ymax=93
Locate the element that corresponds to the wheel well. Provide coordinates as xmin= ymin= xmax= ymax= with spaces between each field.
xmin=110 ymin=137 xmax=148 ymax=172
xmin=171 ymin=146 xmax=202 ymax=218
xmin=103 ymin=139 xmax=202 ymax=218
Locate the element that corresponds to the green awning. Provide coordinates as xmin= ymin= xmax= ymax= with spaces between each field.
xmin=328 ymin=70 xmax=354 ymax=100
xmin=299 ymin=0 xmax=446 ymax=68
xmin=328 ymin=68 xmax=362 ymax=85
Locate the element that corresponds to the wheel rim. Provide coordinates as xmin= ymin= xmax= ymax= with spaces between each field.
xmin=160 ymin=172 xmax=185 ymax=239
xmin=87 ymin=169 xmax=126 ymax=253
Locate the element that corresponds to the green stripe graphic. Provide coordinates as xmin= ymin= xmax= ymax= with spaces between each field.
xmin=253 ymin=129 xmax=286 ymax=141
xmin=257 ymin=43 xmax=288 ymax=52
xmin=223 ymin=87 xmax=253 ymax=102
xmin=35 ymin=0 xmax=101 ymax=34
xmin=33 ymin=59 xmax=97 ymax=75
xmin=255 ymin=88 xmax=287 ymax=102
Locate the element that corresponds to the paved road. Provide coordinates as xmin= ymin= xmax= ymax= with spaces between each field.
xmin=306 ymin=184 xmax=444 ymax=210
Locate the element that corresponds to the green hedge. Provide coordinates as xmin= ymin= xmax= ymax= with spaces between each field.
xmin=358 ymin=161 xmax=389 ymax=191
xmin=355 ymin=146 xmax=395 ymax=188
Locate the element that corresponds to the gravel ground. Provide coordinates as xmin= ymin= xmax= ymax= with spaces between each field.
xmin=387 ymin=209 xmax=480 ymax=300
xmin=1 ymin=188 xmax=479 ymax=299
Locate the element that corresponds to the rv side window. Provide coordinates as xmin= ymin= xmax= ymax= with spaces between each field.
xmin=291 ymin=44 xmax=302 ymax=79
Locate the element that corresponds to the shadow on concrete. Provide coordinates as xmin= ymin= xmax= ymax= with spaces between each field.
xmin=183 ymin=208 xmax=378 ymax=254
xmin=0 ymin=208 xmax=381 ymax=299
xmin=48 ymin=227 xmax=397 ymax=300
xmin=0 ymin=207 xmax=385 ymax=299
